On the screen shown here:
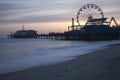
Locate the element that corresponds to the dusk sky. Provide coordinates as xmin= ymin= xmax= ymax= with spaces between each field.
xmin=0 ymin=0 xmax=120 ymax=37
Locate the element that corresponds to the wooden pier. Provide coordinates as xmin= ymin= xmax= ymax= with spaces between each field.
xmin=8 ymin=30 xmax=120 ymax=40
xmin=8 ymin=33 xmax=65 ymax=40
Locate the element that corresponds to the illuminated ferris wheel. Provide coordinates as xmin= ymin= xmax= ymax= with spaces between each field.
xmin=76 ymin=4 xmax=104 ymax=26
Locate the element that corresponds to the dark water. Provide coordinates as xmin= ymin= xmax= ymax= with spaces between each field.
xmin=0 ymin=38 xmax=120 ymax=75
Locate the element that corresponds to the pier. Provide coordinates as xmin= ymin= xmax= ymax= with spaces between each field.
xmin=8 ymin=4 xmax=120 ymax=40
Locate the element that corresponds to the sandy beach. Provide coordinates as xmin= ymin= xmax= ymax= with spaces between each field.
xmin=0 ymin=44 xmax=120 ymax=80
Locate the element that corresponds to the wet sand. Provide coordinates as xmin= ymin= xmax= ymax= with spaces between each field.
xmin=0 ymin=44 xmax=120 ymax=80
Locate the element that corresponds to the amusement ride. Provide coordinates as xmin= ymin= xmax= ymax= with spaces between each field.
xmin=68 ymin=4 xmax=119 ymax=31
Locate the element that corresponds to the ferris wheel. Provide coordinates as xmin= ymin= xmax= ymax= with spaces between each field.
xmin=76 ymin=4 xmax=104 ymax=26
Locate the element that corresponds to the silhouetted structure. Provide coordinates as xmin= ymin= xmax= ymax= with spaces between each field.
xmin=64 ymin=4 xmax=120 ymax=40
xmin=8 ymin=4 xmax=120 ymax=40
xmin=8 ymin=26 xmax=38 ymax=38
xmin=8 ymin=30 xmax=38 ymax=39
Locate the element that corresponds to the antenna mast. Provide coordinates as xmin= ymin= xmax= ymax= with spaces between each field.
xmin=22 ymin=25 xmax=25 ymax=30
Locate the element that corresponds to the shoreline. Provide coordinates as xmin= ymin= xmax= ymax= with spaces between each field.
xmin=0 ymin=43 xmax=120 ymax=80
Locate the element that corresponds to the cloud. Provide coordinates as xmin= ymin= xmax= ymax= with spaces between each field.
xmin=0 ymin=0 xmax=76 ymax=23
xmin=0 ymin=0 xmax=120 ymax=24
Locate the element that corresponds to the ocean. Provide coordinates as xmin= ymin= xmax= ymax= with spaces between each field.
xmin=0 ymin=38 xmax=120 ymax=75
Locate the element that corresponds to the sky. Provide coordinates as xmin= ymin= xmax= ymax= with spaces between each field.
xmin=0 ymin=0 xmax=120 ymax=37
